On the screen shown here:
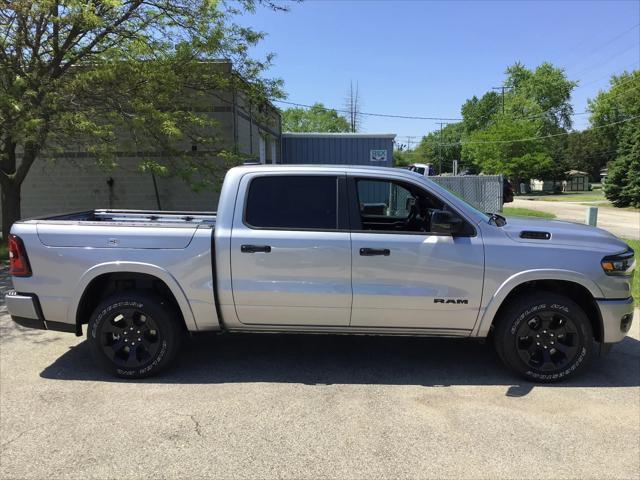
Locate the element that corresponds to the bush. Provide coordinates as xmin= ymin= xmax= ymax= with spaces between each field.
xmin=603 ymin=130 xmax=640 ymax=208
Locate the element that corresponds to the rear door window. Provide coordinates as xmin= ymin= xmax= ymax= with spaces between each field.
xmin=245 ymin=175 xmax=338 ymax=230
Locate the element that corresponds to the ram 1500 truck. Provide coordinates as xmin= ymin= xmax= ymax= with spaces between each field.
xmin=6 ymin=165 xmax=636 ymax=381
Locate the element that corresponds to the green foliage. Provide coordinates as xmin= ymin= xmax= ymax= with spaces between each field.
xmin=563 ymin=129 xmax=615 ymax=181
xmin=462 ymin=116 xmax=553 ymax=183
xmin=504 ymin=62 xmax=577 ymax=131
xmin=461 ymin=92 xmax=501 ymax=132
xmin=589 ymin=71 xmax=640 ymax=207
xmin=624 ymin=238 xmax=640 ymax=305
xmin=282 ymin=103 xmax=350 ymax=132
xmin=502 ymin=207 xmax=556 ymax=219
xmin=415 ymin=123 xmax=464 ymax=174
xmin=604 ymin=130 xmax=640 ymax=208
xmin=392 ymin=148 xmax=413 ymax=167
xmin=455 ymin=62 xmax=577 ymax=180
xmin=0 ymin=0 xmax=286 ymax=234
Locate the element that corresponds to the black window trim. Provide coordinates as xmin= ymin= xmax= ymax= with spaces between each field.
xmin=347 ymin=175 xmax=477 ymax=237
xmin=242 ymin=173 xmax=350 ymax=232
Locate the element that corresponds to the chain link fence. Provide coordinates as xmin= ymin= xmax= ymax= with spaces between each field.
xmin=431 ymin=175 xmax=503 ymax=213
xmin=357 ymin=174 xmax=504 ymax=214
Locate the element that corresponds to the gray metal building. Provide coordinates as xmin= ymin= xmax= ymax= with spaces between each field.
xmin=281 ymin=133 xmax=396 ymax=166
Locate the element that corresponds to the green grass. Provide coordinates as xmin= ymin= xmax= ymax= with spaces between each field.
xmin=0 ymin=242 xmax=7 ymax=265
xmin=623 ymin=238 xmax=640 ymax=306
xmin=502 ymin=207 xmax=556 ymax=219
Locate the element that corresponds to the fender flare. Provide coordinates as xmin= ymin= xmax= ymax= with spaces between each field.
xmin=67 ymin=261 xmax=198 ymax=331
xmin=473 ymin=269 xmax=604 ymax=337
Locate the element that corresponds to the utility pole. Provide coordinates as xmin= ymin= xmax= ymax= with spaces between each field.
xmin=406 ymin=136 xmax=415 ymax=151
xmin=492 ymin=85 xmax=513 ymax=114
xmin=435 ymin=122 xmax=452 ymax=175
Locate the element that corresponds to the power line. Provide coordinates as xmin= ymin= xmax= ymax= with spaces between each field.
xmin=562 ymin=23 xmax=640 ymax=72
xmin=577 ymin=62 xmax=640 ymax=89
xmin=570 ymin=42 xmax=640 ymax=78
xmin=275 ymin=73 xmax=638 ymax=128
xmin=274 ymin=100 xmax=462 ymax=121
xmin=438 ymin=114 xmax=640 ymax=147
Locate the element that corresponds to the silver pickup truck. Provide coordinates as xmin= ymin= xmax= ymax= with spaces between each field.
xmin=6 ymin=165 xmax=635 ymax=381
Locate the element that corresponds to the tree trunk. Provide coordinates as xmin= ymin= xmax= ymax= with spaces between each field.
xmin=1 ymin=177 xmax=21 ymax=240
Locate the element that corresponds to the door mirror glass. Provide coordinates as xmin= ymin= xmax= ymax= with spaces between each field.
xmin=431 ymin=209 xmax=464 ymax=235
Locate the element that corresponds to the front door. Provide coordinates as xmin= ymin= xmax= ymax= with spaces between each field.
xmin=349 ymin=175 xmax=484 ymax=333
xmin=230 ymin=173 xmax=352 ymax=326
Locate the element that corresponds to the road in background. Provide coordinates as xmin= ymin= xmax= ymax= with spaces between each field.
xmin=511 ymin=198 xmax=640 ymax=239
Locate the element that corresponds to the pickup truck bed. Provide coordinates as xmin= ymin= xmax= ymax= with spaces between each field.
xmin=40 ymin=209 xmax=217 ymax=226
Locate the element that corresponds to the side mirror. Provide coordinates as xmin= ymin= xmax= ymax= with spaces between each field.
xmin=431 ymin=209 xmax=464 ymax=235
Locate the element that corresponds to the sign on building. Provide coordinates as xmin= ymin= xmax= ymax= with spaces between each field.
xmin=370 ymin=149 xmax=387 ymax=162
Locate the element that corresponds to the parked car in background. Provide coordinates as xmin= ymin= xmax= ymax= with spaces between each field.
xmin=6 ymin=165 xmax=635 ymax=381
xmin=407 ymin=163 xmax=435 ymax=176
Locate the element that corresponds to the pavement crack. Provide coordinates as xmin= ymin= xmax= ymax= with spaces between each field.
xmin=174 ymin=412 xmax=203 ymax=437
xmin=0 ymin=427 xmax=38 ymax=449
xmin=189 ymin=414 xmax=203 ymax=437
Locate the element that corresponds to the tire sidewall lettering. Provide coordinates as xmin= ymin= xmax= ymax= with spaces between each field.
xmin=90 ymin=300 xmax=170 ymax=376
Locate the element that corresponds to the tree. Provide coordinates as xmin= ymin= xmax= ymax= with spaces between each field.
xmin=414 ymin=123 xmax=464 ymax=174
xmin=460 ymin=62 xmax=576 ymax=181
xmin=462 ymin=117 xmax=553 ymax=185
xmin=589 ymin=70 xmax=640 ymax=207
xmin=282 ymin=103 xmax=350 ymax=132
xmin=461 ymin=92 xmax=501 ymax=133
xmin=563 ymin=129 xmax=615 ymax=181
xmin=344 ymin=81 xmax=362 ymax=132
xmin=0 ymin=0 xmax=285 ymax=237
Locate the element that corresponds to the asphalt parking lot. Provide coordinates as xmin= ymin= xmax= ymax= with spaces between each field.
xmin=1 ymin=268 xmax=639 ymax=480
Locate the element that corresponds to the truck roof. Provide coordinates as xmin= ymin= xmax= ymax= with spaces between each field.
xmin=233 ymin=164 xmax=405 ymax=174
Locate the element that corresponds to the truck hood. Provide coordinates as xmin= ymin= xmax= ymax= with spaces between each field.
xmin=500 ymin=216 xmax=630 ymax=253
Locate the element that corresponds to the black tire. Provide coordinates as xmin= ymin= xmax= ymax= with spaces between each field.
xmin=493 ymin=291 xmax=593 ymax=382
xmin=87 ymin=291 xmax=183 ymax=378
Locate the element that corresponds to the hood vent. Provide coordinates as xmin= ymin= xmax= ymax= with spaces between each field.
xmin=520 ymin=231 xmax=551 ymax=240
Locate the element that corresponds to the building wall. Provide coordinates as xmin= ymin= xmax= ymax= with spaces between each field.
xmin=281 ymin=134 xmax=395 ymax=167
xmin=17 ymin=157 xmax=221 ymax=218
xmin=0 ymin=67 xmax=281 ymax=228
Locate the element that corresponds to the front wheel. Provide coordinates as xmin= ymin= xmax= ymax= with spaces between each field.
xmin=87 ymin=292 xmax=183 ymax=378
xmin=494 ymin=292 xmax=593 ymax=382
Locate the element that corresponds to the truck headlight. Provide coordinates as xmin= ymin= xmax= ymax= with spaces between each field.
xmin=601 ymin=248 xmax=635 ymax=276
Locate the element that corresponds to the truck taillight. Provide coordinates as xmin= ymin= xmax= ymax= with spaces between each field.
xmin=8 ymin=234 xmax=32 ymax=277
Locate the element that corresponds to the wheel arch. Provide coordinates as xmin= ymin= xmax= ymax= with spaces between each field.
xmin=69 ymin=262 xmax=197 ymax=335
xmin=475 ymin=270 xmax=605 ymax=342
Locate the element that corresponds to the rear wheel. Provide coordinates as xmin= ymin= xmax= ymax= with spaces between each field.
xmin=87 ymin=291 xmax=183 ymax=378
xmin=494 ymin=292 xmax=593 ymax=382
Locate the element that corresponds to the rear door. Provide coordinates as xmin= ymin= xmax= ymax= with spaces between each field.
xmin=230 ymin=172 xmax=352 ymax=326
xmin=349 ymin=174 xmax=484 ymax=333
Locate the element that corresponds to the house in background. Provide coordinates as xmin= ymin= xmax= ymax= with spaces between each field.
xmin=564 ymin=170 xmax=590 ymax=191
xmin=530 ymin=170 xmax=591 ymax=193
xmin=600 ymin=167 xmax=608 ymax=185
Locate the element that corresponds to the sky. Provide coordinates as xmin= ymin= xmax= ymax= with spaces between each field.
xmin=241 ymin=0 xmax=640 ymax=147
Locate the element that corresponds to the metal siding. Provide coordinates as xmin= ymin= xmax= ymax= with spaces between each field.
xmin=282 ymin=135 xmax=393 ymax=167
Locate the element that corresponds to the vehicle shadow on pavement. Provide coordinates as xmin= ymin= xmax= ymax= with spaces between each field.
xmin=40 ymin=332 xmax=640 ymax=395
